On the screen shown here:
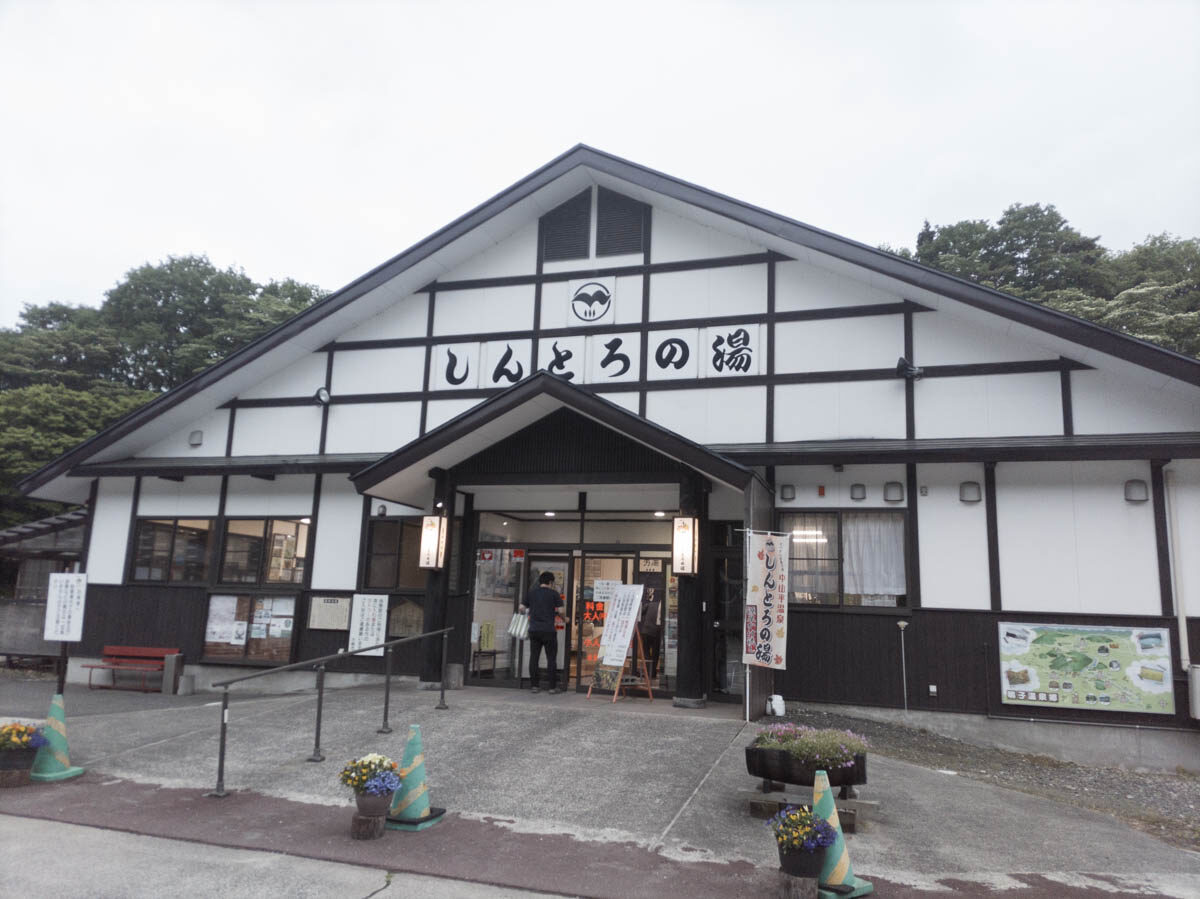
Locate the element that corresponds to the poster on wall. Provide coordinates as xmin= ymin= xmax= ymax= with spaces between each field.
xmin=43 ymin=572 xmax=87 ymax=642
xmin=349 ymin=594 xmax=388 ymax=656
xmin=601 ymin=584 xmax=644 ymax=667
xmin=308 ymin=595 xmax=352 ymax=631
xmin=742 ymin=530 xmax=789 ymax=669
xmin=998 ymin=622 xmax=1175 ymax=715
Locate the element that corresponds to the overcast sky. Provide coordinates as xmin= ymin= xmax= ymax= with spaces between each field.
xmin=1 ymin=0 xmax=1197 ymax=328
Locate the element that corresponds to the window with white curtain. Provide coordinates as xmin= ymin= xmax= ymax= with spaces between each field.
xmin=780 ymin=510 xmax=907 ymax=608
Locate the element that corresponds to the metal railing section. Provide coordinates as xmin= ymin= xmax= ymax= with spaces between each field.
xmin=206 ymin=626 xmax=453 ymax=798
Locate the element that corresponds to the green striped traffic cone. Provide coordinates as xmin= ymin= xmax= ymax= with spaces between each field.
xmin=385 ymin=724 xmax=445 ymax=831
xmin=813 ymin=769 xmax=872 ymax=898
xmin=31 ymin=694 xmax=85 ymax=782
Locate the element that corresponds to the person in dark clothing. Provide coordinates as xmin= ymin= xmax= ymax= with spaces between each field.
xmin=520 ymin=570 xmax=564 ymax=694
xmin=638 ymin=590 xmax=663 ymax=680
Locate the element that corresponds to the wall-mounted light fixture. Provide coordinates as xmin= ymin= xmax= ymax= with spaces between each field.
xmin=187 ymin=430 xmax=203 ymax=447
xmin=779 ymin=484 xmax=796 ymax=501
xmin=883 ymin=481 xmax=905 ymax=502
xmin=959 ymin=481 xmax=982 ymax=503
xmin=849 ymin=483 xmax=866 ymax=501
xmin=673 ymin=516 xmax=699 ymax=575
xmin=418 ymin=515 xmax=447 ymax=569
xmin=376 ymin=504 xmax=387 ymax=517
xmin=313 ymin=387 xmax=331 ymax=405
xmin=1124 ymin=479 xmax=1149 ymax=503
xmin=895 ymin=356 xmax=924 ymax=380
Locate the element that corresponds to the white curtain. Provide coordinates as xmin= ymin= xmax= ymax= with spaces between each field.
xmin=842 ymin=512 xmax=906 ymax=596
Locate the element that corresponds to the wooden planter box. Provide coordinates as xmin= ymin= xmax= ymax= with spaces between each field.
xmin=745 ymin=747 xmax=867 ymax=789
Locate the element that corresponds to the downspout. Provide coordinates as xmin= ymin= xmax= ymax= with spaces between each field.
xmin=1164 ymin=469 xmax=1198 ymax=720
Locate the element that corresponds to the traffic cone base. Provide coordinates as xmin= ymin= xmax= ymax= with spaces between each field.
xmin=386 ymin=724 xmax=445 ymax=831
xmin=31 ymin=694 xmax=84 ymax=782
xmin=813 ymin=770 xmax=872 ymax=898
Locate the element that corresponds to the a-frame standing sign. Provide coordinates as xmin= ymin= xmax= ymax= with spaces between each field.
xmin=587 ymin=584 xmax=654 ymax=703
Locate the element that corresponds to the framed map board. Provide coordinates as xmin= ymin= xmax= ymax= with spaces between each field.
xmin=998 ymin=622 xmax=1174 ymax=715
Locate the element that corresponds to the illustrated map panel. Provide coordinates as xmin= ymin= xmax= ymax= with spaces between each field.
xmin=998 ymin=622 xmax=1174 ymax=715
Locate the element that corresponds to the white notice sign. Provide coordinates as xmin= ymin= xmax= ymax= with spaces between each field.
xmin=44 ymin=572 xmax=87 ymax=642
xmin=308 ymin=595 xmax=352 ymax=631
xmin=601 ymin=584 xmax=644 ymax=667
xmin=594 ymin=579 xmax=621 ymax=646
xmin=349 ymin=594 xmax=388 ymax=656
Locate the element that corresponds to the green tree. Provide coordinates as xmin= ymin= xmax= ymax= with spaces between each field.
xmin=0 ymin=384 xmax=154 ymax=527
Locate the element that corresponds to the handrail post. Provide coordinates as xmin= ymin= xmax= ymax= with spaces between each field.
xmin=436 ymin=629 xmax=449 ymax=710
xmin=378 ymin=645 xmax=393 ymax=733
xmin=308 ymin=664 xmax=326 ymax=762
xmin=205 ymin=688 xmax=230 ymax=798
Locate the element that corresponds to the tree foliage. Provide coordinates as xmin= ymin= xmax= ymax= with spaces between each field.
xmin=0 ymin=255 xmax=324 ymax=526
xmin=898 ymin=206 xmax=1200 ymax=357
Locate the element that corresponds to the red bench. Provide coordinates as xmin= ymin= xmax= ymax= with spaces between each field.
xmin=82 ymin=645 xmax=180 ymax=692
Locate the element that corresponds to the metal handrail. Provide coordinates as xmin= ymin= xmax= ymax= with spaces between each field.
xmin=206 ymin=626 xmax=454 ymax=798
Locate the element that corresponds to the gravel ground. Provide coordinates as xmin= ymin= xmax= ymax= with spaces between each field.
xmin=783 ymin=706 xmax=1200 ymax=852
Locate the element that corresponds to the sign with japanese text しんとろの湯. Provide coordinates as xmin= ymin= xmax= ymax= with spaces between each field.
xmin=742 ymin=531 xmax=788 ymax=670
xmin=43 ymin=572 xmax=87 ymax=642
xmin=999 ymin=622 xmax=1174 ymax=715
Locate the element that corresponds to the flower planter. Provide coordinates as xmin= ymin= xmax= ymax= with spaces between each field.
xmin=778 ymin=843 xmax=827 ymax=878
xmin=355 ymin=791 xmax=394 ymax=818
xmin=0 ymin=747 xmax=39 ymax=788
xmin=745 ymin=747 xmax=867 ymax=789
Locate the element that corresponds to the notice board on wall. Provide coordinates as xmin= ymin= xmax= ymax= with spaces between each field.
xmin=308 ymin=595 xmax=352 ymax=631
xmin=349 ymin=594 xmax=388 ymax=656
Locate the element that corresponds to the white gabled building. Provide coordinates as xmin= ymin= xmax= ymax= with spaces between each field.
xmin=21 ymin=146 xmax=1200 ymax=744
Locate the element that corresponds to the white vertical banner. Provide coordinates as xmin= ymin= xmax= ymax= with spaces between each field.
xmin=44 ymin=573 xmax=87 ymax=642
xmin=349 ymin=594 xmax=388 ymax=656
xmin=743 ymin=530 xmax=789 ymax=669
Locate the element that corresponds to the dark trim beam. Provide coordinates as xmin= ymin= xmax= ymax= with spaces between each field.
xmin=1150 ymin=460 xmax=1174 ymax=617
xmin=985 ymin=462 xmax=1001 ymax=611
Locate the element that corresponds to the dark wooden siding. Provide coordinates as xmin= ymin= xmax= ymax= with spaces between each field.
xmin=81 ymin=584 xmax=209 ymax=659
xmin=781 ymin=606 xmax=1200 ymax=731
xmin=451 ymin=408 xmax=690 ymax=478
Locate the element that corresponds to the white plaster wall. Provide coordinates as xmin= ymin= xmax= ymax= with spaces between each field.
xmin=230 ymin=406 xmax=323 ymax=456
xmin=916 ymin=373 xmax=1063 ymax=438
xmin=586 ymin=485 xmax=678 ymax=511
xmin=1071 ymin=369 xmax=1200 ymax=434
xmin=914 ymin=309 xmax=1060 ymax=365
xmin=310 ymin=475 xmax=363 ymax=590
xmin=996 ymin=461 xmax=1159 ymax=615
xmin=324 ymin=403 xmax=422 ymax=454
xmin=916 ymin=463 xmax=990 ymax=610
xmin=87 ymin=478 xmax=135 ymax=584
xmin=425 ymin=398 xmax=483 ymax=432
xmin=645 ymin=386 xmax=766 ymax=445
xmin=650 ymin=207 xmax=761 ymax=263
xmin=433 ymin=285 xmax=535 ymax=336
xmin=438 ymin=221 xmax=537 ymax=282
xmin=137 ymin=476 xmax=222 ymax=517
xmin=648 ymin=264 xmax=767 ymax=321
xmin=1165 ymin=460 xmax=1200 ymax=628
xmin=775 ymin=316 xmax=904 ymax=373
xmin=596 ymin=391 xmax=640 ymax=415
xmin=224 ymin=475 xmax=315 ymax=517
xmin=239 ymin=352 xmax=329 ymax=400
xmin=136 ymin=409 xmax=230 ymax=458
xmin=774 ymin=464 xmax=908 ymax=509
xmin=774 ymin=381 xmax=906 ymax=441
xmin=775 ymin=260 xmax=901 ymax=312
xmin=332 ymin=347 xmax=426 ymax=396
xmin=336 ymin=294 xmax=429 ymax=342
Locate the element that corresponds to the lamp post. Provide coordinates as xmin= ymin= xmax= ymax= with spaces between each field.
xmin=897 ymin=620 xmax=909 ymax=713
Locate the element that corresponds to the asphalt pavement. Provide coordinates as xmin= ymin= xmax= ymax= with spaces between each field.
xmin=2 ymin=674 xmax=1199 ymax=897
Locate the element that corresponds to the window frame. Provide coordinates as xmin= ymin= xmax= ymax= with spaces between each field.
xmin=217 ymin=516 xmax=311 ymax=588
xmin=129 ymin=517 xmax=215 ymax=585
xmin=360 ymin=515 xmax=426 ymax=594
xmin=777 ymin=508 xmax=910 ymax=610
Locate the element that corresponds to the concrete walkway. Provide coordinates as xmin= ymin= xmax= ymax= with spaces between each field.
xmin=2 ymin=676 xmax=1199 ymax=897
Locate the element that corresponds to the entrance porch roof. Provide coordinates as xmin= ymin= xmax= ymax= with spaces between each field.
xmin=351 ymin=372 xmax=753 ymax=507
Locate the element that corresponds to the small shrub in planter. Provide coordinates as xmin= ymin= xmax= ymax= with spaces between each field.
xmin=746 ymin=723 xmax=868 ymax=788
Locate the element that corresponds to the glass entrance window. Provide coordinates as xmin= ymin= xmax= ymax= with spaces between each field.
xmin=470 ymin=548 xmax=524 ymax=679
